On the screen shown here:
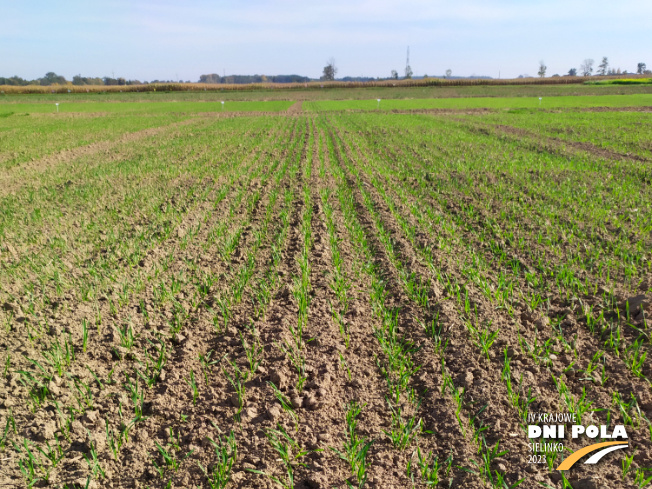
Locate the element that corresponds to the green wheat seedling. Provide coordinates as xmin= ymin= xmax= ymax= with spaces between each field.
xmin=68 ymin=375 xmax=94 ymax=411
xmin=43 ymin=335 xmax=75 ymax=376
xmin=124 ymin=375 xmax=145 ymax=419
xmin=198 ymin=350 xmax=220 ymax=384
xmin=3 ymin=351 xmax=10 ymax=377
xmin=420 ymin=314 xmax=449 ymax=353
xmin=152 ymin=441 xmax=193 ymax=474
xmin=331 ymin=401 xmax=373 ymax=488
xmin=339 ymin=353 xmax=352 ymax=381
xmin=278 ymin=338 xmax=308 ymax=393
xmin=1 ymin=411 xmax=16 ymax=450
xmin=329 ymin=300 xmax=350 ymax=348
xmin=81 ymin=318 xmax=89 ymax=353
xmin=240 ymin=330 xmax=264 ymax=375
xmin=502 ymin=349 xmax=536 ymax=424
xmin=86 ymin=365 xmax=104 ymax=390
xmin=168 ymin=302 xmax=188 ymax=338
xmin=13 ymin=438 xmax=49 ymax=486
xmin=407 ymin=447 xmax=440 ymax=486
xmin=106 ymin=418 xmax=130 ymax=460
xmin=136 ymin=339 xmax=167 ymax=388
xmin=612 ymin=392 xmax=644 ymax=428
xmin=634 ymin=468 xmax=652 ymax=488
xmin=215 ymin=296 xmax=231 ymax=333
xmin=268 ymin=381 xmax=298 ymax=430
xmin=471 ymin=439 xmax=509 ymax=487
xmin=185 ymin=369 xmax=199 ymax=405
xmin=53 ymin=401 xmax=73 ymax=442
xmin=625 ymin=339 xmax=647 ymax=378
xmin=118 ymin=323 xmax=136 ymax=351
xmin=83 ymin=432 xmax=106 ymax=480
xmin=223 ymin=361 xmax=248 ymax=419
xmin=17 ymin=367 xmax=51 ymax=411
xmin=622 ymin=449 xmax=636 ymax=479
xmin=552 ymin=374 xmax=597 ymax=423
xmin=36 ymin=435 xmax=65 ymax=469
xmin=248 ymin=424 xmax=312 ymax=489
xmin=383 ymin=400 xmax=429 ymax=450
xmin=198 ymin=430 xmax=237 ymax=489
xmin=465 ymin=320 xmax=498 ymax=361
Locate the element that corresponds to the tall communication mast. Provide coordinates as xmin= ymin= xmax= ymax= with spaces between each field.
xmin=405 ymin=46 xmax=413 ymax=79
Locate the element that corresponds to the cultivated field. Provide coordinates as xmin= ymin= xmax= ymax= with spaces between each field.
xmin=0 ymin=91 xmax=651 ymax=489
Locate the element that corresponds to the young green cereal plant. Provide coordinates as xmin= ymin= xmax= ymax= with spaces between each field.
xmin=407 ymin=447 xmax=440 ymax=486
xmin=118 ymin=323 xmax=136 ymax=351
xmin=383 ymin=400 xmax=429 ymax=450
xmin=36 ymin=435 xmax=65 ymax=469
xmin=198 ymin=350 xmax=220 ymax=384
xmin=124 ymin=375 xmax=145 ymax=420
xmin=215 ymin=296 xmax=231 ymax=333
xmin=622 ymin=449 xmax=636 ymax=479
xmin=185 ymin=369 xmax=199 ymax=405
xmin=198 ymin=430 xmax=238 ymax=489
xmin=268 ymin=381 xmax=298 ymax=430
xmin=240 ymin=330 xmax=264 ymax=375
xmin=634 ymin=468 xmax=652 ymax=488
xmin=68 ymin=374 xmax=94 ymax=411
xmin=278 ymin=338 xmax=308 ymax=393
xmin=84 ymin=432 xmax=106 ymax=480
xmin=223 ymin=360 xmax=248 ymax=420
xmin=552 ymin=373 xmax=597 ymax=423
xmin=1 ymin=411 xmax=16 ymax=450
xmin=248 ymin=424 xmax=313 ymax=489
xmin=86 ymin=365 xmax=104 ymax=390
xmin=106 ymin=418 xmax=129 ymax=460
xmin=13 ymin=438 xmax=48 ymax=486
xmin=3 ymin=351 xmax=10 ymax=377
xmin=82 ymin=318 xmax=89 ymax=353
xmin=331 ymin=401 xmax=373 ymax=488
xmin=338 ymin=353 xmax=352 ymax=381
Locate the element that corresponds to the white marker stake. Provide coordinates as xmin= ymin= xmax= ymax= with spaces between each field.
xmin=55 ymin=103 xmax=59 ymax=113
xmin=539 ymin=97 xmax=542 ymax=106
xmin=221 ymin=101 xmax=225 ymax=111
xmin=377 ymin=98 xmax=381 ymax=109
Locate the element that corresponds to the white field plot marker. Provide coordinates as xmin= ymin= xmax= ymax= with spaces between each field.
xmin=377 ymin=98 xmax=381 ymax=109
xmin=55 ymin=103 xmax=59 ymax=113
xmin=539 ymin=97 xmax=542 ymax=106
xmin=221 ymin=101 xmax=225 ymax=111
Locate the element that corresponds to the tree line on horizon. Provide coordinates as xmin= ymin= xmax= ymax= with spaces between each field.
xmin=536 ymin=58 xmax=650 ymax=78
xmin=2 ymin=59 xmax=650 ymax=87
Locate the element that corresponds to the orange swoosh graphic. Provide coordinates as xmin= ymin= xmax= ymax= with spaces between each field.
xmin=556 ymin=441 xmax=629 ymax=470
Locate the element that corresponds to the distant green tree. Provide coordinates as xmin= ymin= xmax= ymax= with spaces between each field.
xmin=567 ymin=68 xmax=577 ymax=76
xmin=322 ymin=58 xmax=337 ymax=81
xmin=597 ymin=57 xmax=609 ymax=76
xmin=391 ymin=70 xmax=398 ymax=79
xmin=199 ymin=74 xmax=220 ymax=83
xmin=637 ymin=62 xmax=647 ymax=74
xmin=40 ymin=72 xmax=67 ymax=85
xmin=537 ymin=61 xmax=547 ymax=78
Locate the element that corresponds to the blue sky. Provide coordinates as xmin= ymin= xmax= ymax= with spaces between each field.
xmin=1 ymin=1 xmax=650 ymax=81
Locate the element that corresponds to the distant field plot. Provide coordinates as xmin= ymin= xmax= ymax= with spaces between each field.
xmin=304 ymin=93 xmax=652 ymax=111
xmin=0 ymin=99 xmax=293 ymax=115
xmin=0 ymin=90 xmax=651 ymax=489
xmin=1 ymin=81 xmax=651 ymax=103
xmin=0 ymin=113 xmax=189 ymax=170
xmin=461 ymin=110 xmax=652 ymax=160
